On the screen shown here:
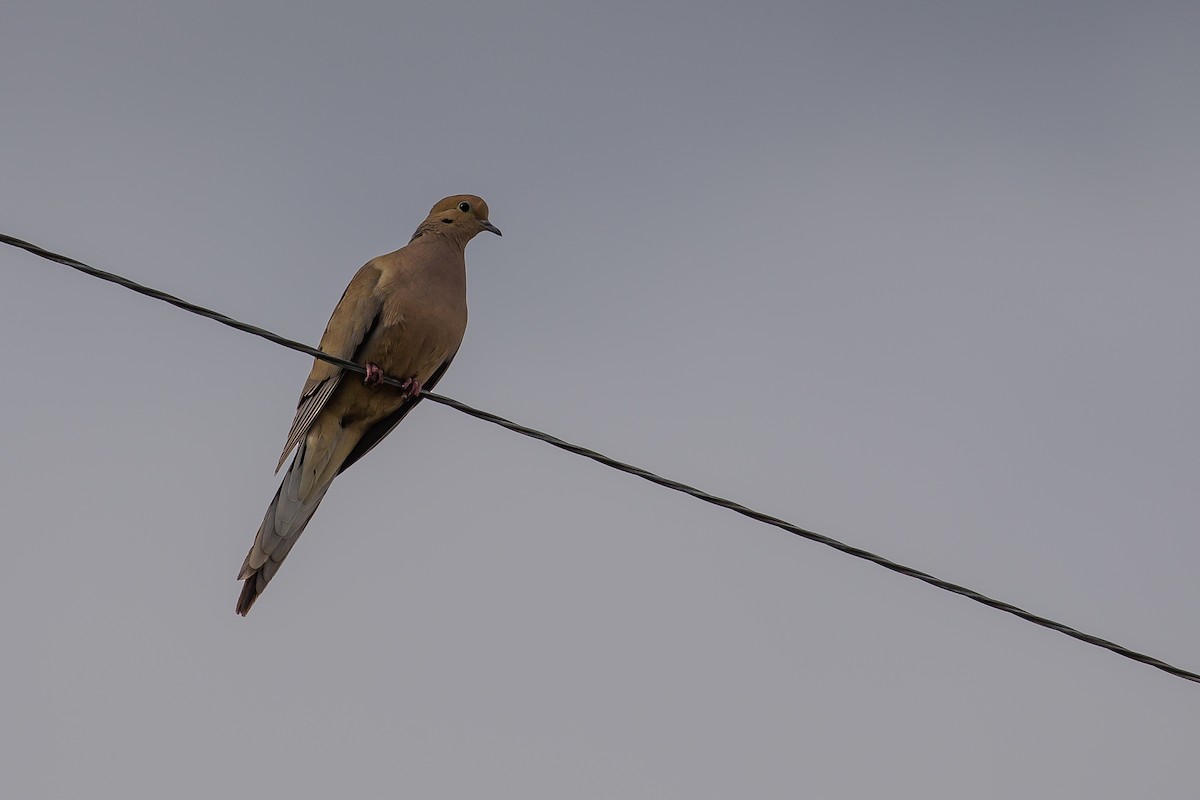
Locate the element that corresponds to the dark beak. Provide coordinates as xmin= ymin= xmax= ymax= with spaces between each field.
xmin=480 ymin=220 xmax=502 ymax=237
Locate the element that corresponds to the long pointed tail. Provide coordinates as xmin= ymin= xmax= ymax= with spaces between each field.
xmin=236 ymin=442 xmax=332 ymax=616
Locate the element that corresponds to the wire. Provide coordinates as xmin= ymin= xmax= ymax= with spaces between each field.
xmin=0 ymin=233 xmax=401 ymax=388
xmin=4 ymin=231 xmax=1198 ymax=685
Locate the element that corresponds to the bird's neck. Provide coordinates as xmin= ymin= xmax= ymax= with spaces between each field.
xmin=409 ymin=223 xmax=471 ymax=251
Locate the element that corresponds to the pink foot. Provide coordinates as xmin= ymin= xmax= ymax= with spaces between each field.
xmin=399 ymin=377 xmax=423 ymax=400
xmin=363 ymin=363 xmax=384 ymax=387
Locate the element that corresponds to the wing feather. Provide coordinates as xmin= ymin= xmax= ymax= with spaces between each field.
xmin=275 ymin=374 xmax=342 ymax=472
xmin=273 ymin=260 xmax=385 ymax=471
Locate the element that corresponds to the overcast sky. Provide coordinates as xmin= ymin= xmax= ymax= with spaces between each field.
xmin=3 ymin=2 xmax=1200 ymax=797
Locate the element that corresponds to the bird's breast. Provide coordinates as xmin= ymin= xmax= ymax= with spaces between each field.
xmin=368 ymin=294 xmax=466 ymax=382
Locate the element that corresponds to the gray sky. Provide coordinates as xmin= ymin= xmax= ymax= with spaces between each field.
xmin=3 ymin=2 xmax=1199 ymax=797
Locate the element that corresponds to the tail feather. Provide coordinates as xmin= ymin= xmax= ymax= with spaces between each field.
xmin=236 ymin=442 xmax=331 ymax=616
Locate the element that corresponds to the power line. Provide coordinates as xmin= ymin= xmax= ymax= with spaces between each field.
xmin=4 ymin=231 xmax=1198 ymax=686
xmin=0 ymin=234 xmax=404 ymax=389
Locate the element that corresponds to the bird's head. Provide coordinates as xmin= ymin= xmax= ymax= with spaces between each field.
xmin=422 ymin=195 xmax=502 ymax=242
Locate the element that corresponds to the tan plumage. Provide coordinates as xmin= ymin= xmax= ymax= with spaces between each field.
xmin=236 ymin=195 xmax=500 ymax=615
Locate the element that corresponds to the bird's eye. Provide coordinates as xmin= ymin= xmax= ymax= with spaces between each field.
xmin=458 ymin=201 xmax=471 ymax=213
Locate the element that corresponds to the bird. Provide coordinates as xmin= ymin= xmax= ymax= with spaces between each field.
xmin=235 ymin=194 xmax=500 ymax=615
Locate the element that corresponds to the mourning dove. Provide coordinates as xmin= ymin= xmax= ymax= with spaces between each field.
xmin=236 ymin=195 xmax=500 ymax=615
